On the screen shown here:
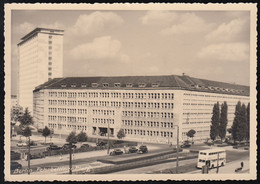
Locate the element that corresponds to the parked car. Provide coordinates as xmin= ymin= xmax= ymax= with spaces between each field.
xmin=180 ymin=141 xmax=191 ymax=148
xmin=110 ymin=148 xmax=124 ymax=156
xmin=62 ymin=143 xmax=77 ymax=150
xmin=11 ymin=161 xmax=22 ymax=171
xmin=37 ymin=128 xmax=43 ymax=133
xmin=28 ymin=141 xmax=37 ymax=146
xmin=96 ymin=141 xmax=107 ymax=146
xmin=204 ymin=139 xmax=214 ymax=146
xmin=125 ymin=146 xmax=138 ymax=154
xmin=46 ymin=144 xmax=62 ymax=151
xmin=17 ymin=141 xmax=28 ymax=147
xmin=80 ymin=144 xmax=90 ymax=149
xmin=137 ymin=145 xmax=148 ymax=154
xmin=26 ymin=153 xmax=44 ymax=160
xmin=11 ymin=151 xmax=21 ymax=160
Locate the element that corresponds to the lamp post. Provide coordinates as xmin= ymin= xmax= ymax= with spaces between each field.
xmin=173 ymin=125 xmax=179 ymax=174
xmin=107 ymin=119 xmax=110 ymax=155
xmin=216 ymin=152 xmax=219 ymax=173
xmin=28 ymin=136 xmax=30 ymax=175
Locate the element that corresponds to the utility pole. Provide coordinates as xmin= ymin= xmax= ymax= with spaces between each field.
xmin=107 ymin=119 xmax=110 ymax=155
xmin=176 ymin=125 xmax=179 ymax=174
xmin=69 ymin=142 xmax=72 ymax=174
xmin=28 ymin=136 xmax=30 ymax=175
xmin=173 ymin=125 xmax=179 ymax=174
xmin=216 ymin=152 xmax=219 ymax=173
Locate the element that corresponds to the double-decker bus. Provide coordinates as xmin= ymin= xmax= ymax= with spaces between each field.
xmin=197 ymin=148 xmax=226 ymax=169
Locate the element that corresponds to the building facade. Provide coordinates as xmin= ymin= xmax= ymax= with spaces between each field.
xmin=33 ymin=75 xmax=249 ymax=143
xmin=17 ymin=28 xmax=64 ymax=114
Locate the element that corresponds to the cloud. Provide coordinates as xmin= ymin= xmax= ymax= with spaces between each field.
xmin=70 ymin=36 xmax=130 ymax=62
xmin=161 ymin=13 xmax=214 ymax=35
xmin=40 ymin=22 xmax=65 ymax=30
xmin=13 ymin=22 xmax=35 ymax=34
xmin=205 ymin=18 xmax=249 ymax=42
xmin=14 ymin=21 xmax=65 ymax=35
xmin=141 ymin=11 xmax=178 ymax=25
xmin=197 ymin=42 xmax=249 ymax=62
xmin=68 ymin=11 xmax=123 ymax=36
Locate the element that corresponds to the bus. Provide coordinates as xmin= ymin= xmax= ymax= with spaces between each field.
xmin=197 ymin=148 xmax=226 ymax=169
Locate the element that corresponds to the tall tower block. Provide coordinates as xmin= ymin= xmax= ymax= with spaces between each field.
xmin=17 ymin=28 xmax=64 ymax=114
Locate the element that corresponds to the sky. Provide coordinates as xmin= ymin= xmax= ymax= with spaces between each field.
xmin=11 ymin=10 xmax=250 ymax=95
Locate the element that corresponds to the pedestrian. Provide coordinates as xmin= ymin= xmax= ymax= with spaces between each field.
xmin=241 ymin=161 xmax=244 ymax=169
xmin=59 ymin=153 xmax=63 ymax=160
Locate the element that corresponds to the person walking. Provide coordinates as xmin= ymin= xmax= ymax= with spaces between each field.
xmin=241 ymin=161 xmax=244 ymax=169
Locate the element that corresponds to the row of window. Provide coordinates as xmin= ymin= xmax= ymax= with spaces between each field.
xmin=93 ymin=109 xmax=115 ymax=116
xmin=48 ymin=91 xmax=174 ymax=100
xmin=124 ymin=129 xmax=174 ymax=137
xmin=122 ymin=120 xmax=175 ymax=128
xmin=122 ymin=111 xmax=174 ymax=119
xmin=49 ymin=100 xmax=175 ymax=110
xmin=92 ymin=118 xmax=115 ymax=124
xmin=182 ymin=121 xmax=211 ymax=125
xmin=48 ymin=123 xmax=88 ymax=131
xmin=184 ymin=93 xmax=248 ymax=100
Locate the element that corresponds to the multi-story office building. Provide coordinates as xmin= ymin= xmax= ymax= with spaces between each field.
xmin=17 ymin=28 xmax=64 ymax=114
xmin=33 ymin=74 xmax=249 ymax=143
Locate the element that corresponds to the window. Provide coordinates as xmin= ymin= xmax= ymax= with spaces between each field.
xmin=138 ymin=83 xmax=146 ymax=87
xmin=152 ymin=83 xmax=159 ymax=87
xmin=48 ymin=72 xmax=52 ymax=76
xmin=61 ymin=84 xmax=67 ymax=88
xmin=48 ymin=57 xmax=52 ymax=60
xmin=126 ymin=83 xmax=133 ymax=87
xmin=48 ymin=62 xmax=52 ymax=65
xmin=49 ymin=35 xmax=52 ymax=39
xmin=103 ymin=83 xmax=109 ymax=87
xmin=92 ymin=83 xmax=98 ymax=87
xmin=49 ymin=46 xmax=52 ymax=49
xmin=114 ymin=83 xmax=121 ymax=87
xmin=49 ymin=41 xmax=52 ymax=44
xmin=81 ymin=83 xmax=87 ymax=87
xmin=71 ymin=84 xmax=76 ymax=88
xmin=48 ymin=67 xmax=52 ymax=71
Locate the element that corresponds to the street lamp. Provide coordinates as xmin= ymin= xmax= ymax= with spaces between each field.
xmin=107 ymin=118 xmax=110 ymax=155
xmin=172 ymin=125 xmax=179 ymax=174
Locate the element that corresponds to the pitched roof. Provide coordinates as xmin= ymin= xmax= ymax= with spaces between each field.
xmin=33 ymin=75 xmax=249 ymax=96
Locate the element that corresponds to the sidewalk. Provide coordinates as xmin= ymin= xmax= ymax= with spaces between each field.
xmin=188 ymin=157 xmax=249 ymax=174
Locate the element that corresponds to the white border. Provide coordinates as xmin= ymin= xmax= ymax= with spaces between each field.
xmin=4 ymin=3 xmax=257 ymax=181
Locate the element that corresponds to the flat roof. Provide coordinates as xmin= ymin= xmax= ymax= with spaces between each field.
xmin=18 ymin=27 xmax=64 ymax=46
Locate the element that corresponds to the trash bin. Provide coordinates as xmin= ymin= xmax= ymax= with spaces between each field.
xmin=202 ymin=165 xmax=209 ymax=174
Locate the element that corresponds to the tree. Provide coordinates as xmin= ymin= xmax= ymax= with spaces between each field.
xmin=219 ymin=102 xmax=228 ymax=143
xmin=19 ymin=108 xmax=33 ymax=128
xmin=76 ymin=131 xmax=88 ymax=145
xmin=117 ymin=129 xmax=125 ymax=139
xmin=231 ymin=102 xmax=247 ymax=143
xmin=186 ymin=129 xmax=196 ymax=143
xmin=42 ymin=126 xmax=51 ymax=144
xmin=23 ymin=126 xmax=32 ymax=139
xmin=11 ymin=105 xmax=23 ymax=123
xmin=210 ymin=102 xmax=220 ymax=141
xmin=246 ymin=103 xmax=250 ymax=141
xmin=66 ymin=131 xmax=77 ymax=144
